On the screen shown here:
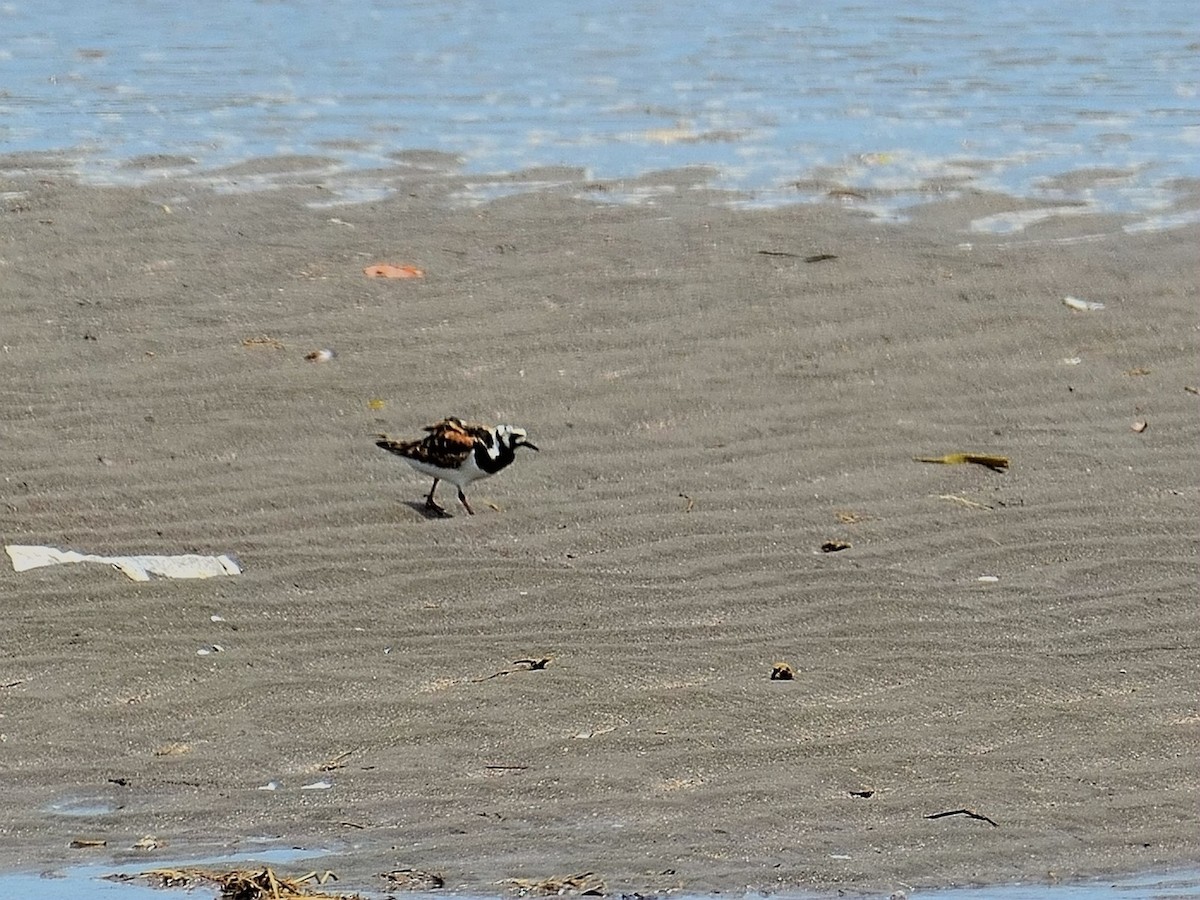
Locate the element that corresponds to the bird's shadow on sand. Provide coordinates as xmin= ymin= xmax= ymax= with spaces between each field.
xmin=401 ymin=500 xmax=454 ymax=520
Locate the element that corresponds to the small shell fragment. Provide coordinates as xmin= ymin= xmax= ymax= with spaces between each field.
xmin=1063 ymin=296 xmax=1105 ymax=312
xmin=977 ymin=575 xmax=1000 ymax=583
xmin=301 ymin=780 xmax=333 ymax=790
xmin=1131 ymin=420 xmax=1148 ymax=433
xmin=364 ymin=263 xmax=424 ymax=279
xmin=257 ymin=781 xmax=280 ymax=791
xmin=305 ymin=348 xmax=335 ymax=363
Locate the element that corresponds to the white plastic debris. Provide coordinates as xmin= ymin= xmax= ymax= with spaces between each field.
xmin=257 ymin=781 xmax=280 ymax=792
xmin=300 ymin=780 xmax=333 ymax=791
xmin=1063 ymin=295 xmax=1105 ymax=312
xmin=5 ymin=545 xmax=241 ymax=582
xmin=977 ymin=575 xmax=1000 ymax=583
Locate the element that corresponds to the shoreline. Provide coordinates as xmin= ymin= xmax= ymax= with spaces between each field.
xmin=4 ymin=149 xmax=1200 ymax=236
xmin=1 ymin=165 xmax=1197 ymax=897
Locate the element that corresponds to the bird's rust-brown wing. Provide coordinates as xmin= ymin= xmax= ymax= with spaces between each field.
xmin=377 ymin=417 xmax=478 ymax=467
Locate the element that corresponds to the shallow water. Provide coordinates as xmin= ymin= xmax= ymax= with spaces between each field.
xmin=0 ymin=847 xmax=333 ymax=900
xmin=2 ymin=858 xmax=1198 ymax=900
xmin=1 ymin=1 xmax=1197 ymax=226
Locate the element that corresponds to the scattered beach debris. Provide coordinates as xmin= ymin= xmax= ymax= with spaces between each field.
xmin=6 ymin=545 xmax=241 ymax=581
xmin=317 ymin=750 xmax=355 ymax=772
xmin=241 ymin=335 xmax=285 ymax=350
xmin=475 ymin=657 xmax=552 ymax=681
xmin=834 ymin=510 xmax=869 ymax=524
xmin=68 ymin=838 xmax=107 ymax=849
xmin=132 ymin=867 xmax=363 ymax=900
xmin=939 ymin=493 xmax=993 ymax=510
xmin=848 ymin=789 xmax=875 ymax=799
xmin=1059 ymin=356 xmax=1083 ymax=365
xmin=1131 ymin=420 xmax=1148 ymax=433
xmin=914 ymin=453 xmax=1009 ymax=473
xmin=571 ymin=722 xmax=623 ymax=740
xmin=1185 ymin=385 xmax=1199 ymax=396
xmin=1063 ymin=295 xmax=1105 ymax=312
xmin=364 ymin=263 xmax=424 ymax=279
xmin=925 ymin=807 xmax=999 ymax=827
xmin=196 ymin=645 xmax=225 ymax=656
xmin=153 ymin=742 xmax=191 ymax=757
xmin=679 ymin=492 xmax=695 ymax=512
xmin=977 ymin=575 xmax=1000 ymax=583
xmin=827 ymin=188 xmax=868 ymax=201
xmin=257 ymin=781 xmax=281 ymax=791
xmin=754 ymin=250 xmax=837 ymax=263
xmin=367 ymin=398 xmax=386 ymax=410
xmin=132 ymin=835 xmax=164 ymax=851
xmin=820 ymin=539 xmax=851 ymax=553
xmin=301 ymin=780 xmax=333 ymax=790
xmin=1125 ymin=367 xmax=1151 ymax=377
xmin=381 ymin=867 xmax=446 ymax=890
xmin=499 ymin=872 xmax=606 ymax=897
xmin=305 ymin=348 xmax=335 ymax=363
xmin=770 ymin=662 xmax=795 ymax=681
xmin=483 ymin=764 xmax=530 ymax=776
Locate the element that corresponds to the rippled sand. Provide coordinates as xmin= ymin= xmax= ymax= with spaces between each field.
xmin=1 ymin=165 xmax=1196 ymax=896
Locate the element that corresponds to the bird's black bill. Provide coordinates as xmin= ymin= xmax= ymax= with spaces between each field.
xmin=518 ymin=440 xmax=540 ymax=452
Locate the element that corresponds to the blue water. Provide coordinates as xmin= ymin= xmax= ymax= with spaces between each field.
xmin=0 ymin=847 xmax=334 ymax=900
xmin=1 ymin=860 xmax=1198 ymax=900
xmin=1 ymin=1 xmax=1197 ymax=226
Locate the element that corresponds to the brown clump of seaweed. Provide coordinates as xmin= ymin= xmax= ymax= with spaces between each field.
xmin=499 ymin=872 xmax=606 ymax=896
xmin=135 ymin=867 xmax=365 ymax=900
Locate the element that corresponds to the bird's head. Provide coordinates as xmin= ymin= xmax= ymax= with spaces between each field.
xmin=495 ymin=425 xmax=539 ymax=453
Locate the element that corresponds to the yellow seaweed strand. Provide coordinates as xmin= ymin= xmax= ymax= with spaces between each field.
xmin=915 ymin=453 xmax=1009 ymax=473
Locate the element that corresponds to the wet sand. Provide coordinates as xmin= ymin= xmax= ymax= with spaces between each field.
xmin=1 ymin=161 xmax=1197 ymax=897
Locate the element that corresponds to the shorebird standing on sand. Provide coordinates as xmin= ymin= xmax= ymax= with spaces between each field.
xmin=376 ymin=417 xmax=539 ymax=516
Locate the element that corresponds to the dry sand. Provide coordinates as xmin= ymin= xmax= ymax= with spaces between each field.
xmin=1 ymin=160 xmax=1197 ymax=897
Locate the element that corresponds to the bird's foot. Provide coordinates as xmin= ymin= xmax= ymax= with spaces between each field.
xmin=458 ymin=490 xmax=475 ymax=516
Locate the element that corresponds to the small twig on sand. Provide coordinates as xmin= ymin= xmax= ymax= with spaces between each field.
xmin=925 ymin=807 xmax=999 ymax=827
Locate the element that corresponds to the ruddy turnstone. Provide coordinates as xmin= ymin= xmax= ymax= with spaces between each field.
xmin=376 ymin=417 xmax=539 ymax=516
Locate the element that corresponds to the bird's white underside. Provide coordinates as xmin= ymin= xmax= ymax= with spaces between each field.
xmin=403 ymin=453 xmax=489 ymax=490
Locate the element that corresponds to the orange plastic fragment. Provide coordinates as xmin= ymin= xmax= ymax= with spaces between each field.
xmin=364 ymin=264 xmax=424 ymax=279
